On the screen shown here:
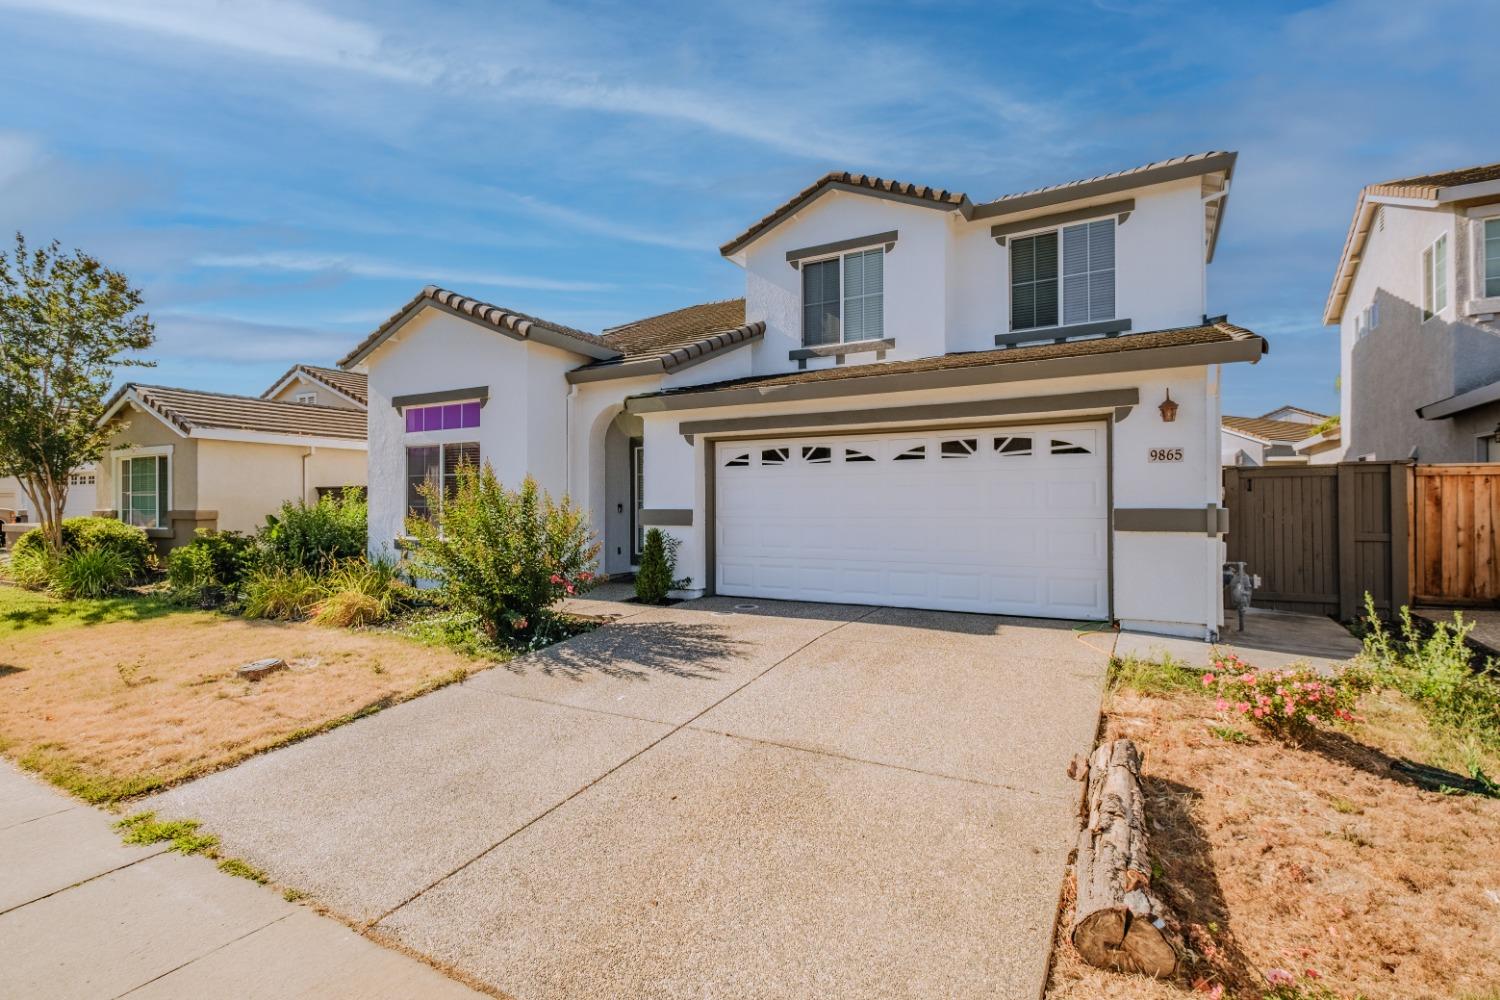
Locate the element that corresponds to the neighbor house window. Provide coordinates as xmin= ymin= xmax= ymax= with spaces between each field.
xmin=1011 ymin=218 xmax=1116 ymax=332
xmin=118 ymin=455 xmax=168 ymax=529
xmin=1422 ymin=233 xmax=1448 ymax=319
xmin=405 ymin=442 xmax=479 ymax=521
xmin=405 ymin=401 xmax=481 ymax=432
xmin=294 ymin=392 xmax=317 ymax=404
xmin=801 ymin=247 xmax=883 ymax=346
xmin=1485 ymin=218 xmax=1500 ymax=298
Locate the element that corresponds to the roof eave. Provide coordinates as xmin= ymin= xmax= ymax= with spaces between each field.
xmin=626 ymin=332 xmax=1265 ymax=414
xmin=568 ymin=323 xmax=764 ymax=384
xmin=719 ymin=182 xmax=971 ymax=259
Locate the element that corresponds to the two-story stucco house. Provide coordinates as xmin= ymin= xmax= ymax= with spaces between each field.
xmin=1327 ymin=161 xmax=1500 ymax=461
xmin=1220 ymin=406 xmax=1340 ymax=466
xmin=344 ymin=152 xmax=1266 ymax=639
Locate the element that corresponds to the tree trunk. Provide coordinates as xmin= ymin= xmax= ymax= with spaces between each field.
xmin=1070 ymin=738 xmax=1181 ymax=979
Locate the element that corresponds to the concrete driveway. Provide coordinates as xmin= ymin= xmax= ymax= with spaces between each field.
xmin=145 ymin=597 xmax=1111 ymax=999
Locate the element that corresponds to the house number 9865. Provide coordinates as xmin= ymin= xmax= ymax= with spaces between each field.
xmin=1149 ymin=448 xmax=1184 ymax=462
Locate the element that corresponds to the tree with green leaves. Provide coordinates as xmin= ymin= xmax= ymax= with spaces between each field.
xmin=0 ymin=234 xmax=154 ymax=551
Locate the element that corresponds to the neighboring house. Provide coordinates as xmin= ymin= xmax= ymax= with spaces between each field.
xmin=1328 ymin=160 xmax=1500 ymax=461
xmin=346 ymin=151 xmax=1266 ymax=639
xmin=0 ymin=465 xmax=98 ymax=522
xmin=1221 ymin=407 xmax=1341 ymax=466
xmin=94 ymin=376 xmax=368 ymax=551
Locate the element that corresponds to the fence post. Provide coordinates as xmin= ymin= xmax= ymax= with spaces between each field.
xmin=1337 ymin=463 xmax=1357 ymax=621
xmin=1390 ymin=462 xmax=1412 ymax=612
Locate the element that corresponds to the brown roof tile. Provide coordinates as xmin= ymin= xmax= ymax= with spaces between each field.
xmin=1222 ymin=415 xmax=1322 ymax=444
xmin=1367 ymin=160 xmax=1500 ymax=198
xmin=601 ymin=299 xmax=748 ymax=359
xmin=338 ymin=286 xmax=619 ymax=369
xmin=111 ymin=384 xmax=367 ymax=440
xmin=265 ymin=364 xmax=367 ymax=405
xmin=642 ymin=320 xmax=1261 ymax=400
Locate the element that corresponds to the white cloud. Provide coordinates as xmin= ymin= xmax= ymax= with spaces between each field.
xmin=0 ymin=0 xmax=433 ymax=80
xmin=194 ymin=250 xmax=616 ymax=293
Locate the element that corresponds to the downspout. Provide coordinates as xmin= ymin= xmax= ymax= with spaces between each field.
xmin=302 ymin=447 xmax=313 ymax=504
xmin=565 ymin=383 xmax=579 ymax=497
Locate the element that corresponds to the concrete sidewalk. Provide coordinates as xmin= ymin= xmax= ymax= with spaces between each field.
xmin=0 ymin=762 xmax=482 ymax=1000
xmin=1115 ymin=606 xmax=1363 ymax=673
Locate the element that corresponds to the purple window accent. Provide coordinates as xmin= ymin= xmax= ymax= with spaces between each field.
xmin=422 ymin=406 xmax=443 ymax=431
xmin=405 ymin=408 xmax=422 ymax=432
xmin=442 ymin=403 xmax=462 ymax=429
xmin=461 ymin=401 xmax=481 ymax=427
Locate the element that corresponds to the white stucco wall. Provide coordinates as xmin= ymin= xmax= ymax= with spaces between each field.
xmin=363 ymin=307 xmax=599 ymax=552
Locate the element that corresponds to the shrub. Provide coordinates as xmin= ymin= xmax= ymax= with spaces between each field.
xmin=1360 ymin=596 xmax=1500 ymax=752
xmin=166 ymin=530 xmax=256 ymax=606
xmin=1203 ymin=651 xmax=1367 ymax=742
xmin=51 ymin=547 xmax=132 ymax=599
xmin=5 ymin=542 xmax=55 ymax=590
xmin=11 ymin=516 xmax=153 ymax=581
xmin=241 ymin=567 xmax=326 ymax=621
xmin=404 ymin=468 xmax=599 ymax=641
xmin=258 ymin=489 xmax=367 ymax=574
xmin=311 ymin=557 xmax=409 ymax=628
xmin=634 ymin=527 xmax=688 ymax=605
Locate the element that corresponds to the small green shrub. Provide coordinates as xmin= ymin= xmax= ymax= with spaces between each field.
xmin=634 ymin=527 xmax=688 ymax=605
xmin=1360 ymin=595 xmax=1500 ymax=752
xmin=52 ymin=547 xmax=132 ymax=599
xmin=166 ymin=530 xmax=256 ymax=606
xmin=404 ymin=468 xmax=599 ymax=641
xmin=1106 ymin=653 xmax=1201 ymax=695
xmin=242 ymin=567 xmax=326 ymax=620
xmin=9 ymin=516 xmax=152 ymax=590
xmin=312 ymin=558 xmax=409 ymax=627
xmin=258 ymin=490 xmax=367 ymax=574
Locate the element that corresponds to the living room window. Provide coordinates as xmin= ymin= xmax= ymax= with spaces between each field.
xmin=1422 ymin=233 xmax=1448 ymax=319
xmin=118 ymin=455 xmax=168 ymax=529
xmin=801 ymin=247 xmax=883 ymax=346
xmin=405 ymin=442 xmax=479 ymax=521
xmin=1011 ymin=218 xmax=1115 ymax=332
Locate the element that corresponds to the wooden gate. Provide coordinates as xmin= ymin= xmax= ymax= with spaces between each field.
xmin=1222 ymin=462 xmax=1410 ymax=619
xmin=1412 ymin=464 xmax=1500 ymax=605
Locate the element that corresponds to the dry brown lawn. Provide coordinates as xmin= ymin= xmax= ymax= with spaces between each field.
xmin=0 ymin=599 xmax=487 ymax=803
xmin=1045 ymin=686 xmax=1500 ymax=1000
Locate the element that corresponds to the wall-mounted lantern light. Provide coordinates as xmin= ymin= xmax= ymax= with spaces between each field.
xmin=1159 ymin=390 xmax=1179 ymax=423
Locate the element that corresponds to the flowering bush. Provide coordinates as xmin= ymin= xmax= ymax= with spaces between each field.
xmin=1202 ymin=651 xmax=1366 ymax=741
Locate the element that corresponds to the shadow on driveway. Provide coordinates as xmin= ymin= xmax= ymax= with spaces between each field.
xmin=516 ymin=619 xmax=752 ymax=683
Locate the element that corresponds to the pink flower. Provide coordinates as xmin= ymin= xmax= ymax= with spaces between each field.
xmin=1265 ymin=969 xmax=1295 ymax=987
xmin=1254 ymin=707 xmax=1266 ymax=719
xmin=514 ymin=617 xmax=528 ymax=630
xmin=1236 ymin=702 xmax=1251 ymax=714
xmin=549 ymin=574 xmax=564 ymax=585
xmin=565 ymin=582 xmax=576 ymax=595
xmin=1215 ymin=698 xmax=1229 ymax=712
xmin=1202 ymin=673 xmax=1216 ymax=686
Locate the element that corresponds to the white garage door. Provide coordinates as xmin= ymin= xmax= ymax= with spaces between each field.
xmin=714 ymin=422 xmax=1109 ymax=620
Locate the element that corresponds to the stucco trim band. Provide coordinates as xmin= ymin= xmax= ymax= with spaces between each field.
xmin=995 ymin=318 xmax=1132 ymax=347
xmin=988 ymin=199 xmax=1134 ymax=243
xmin=1115 ymin=505 xmax=1229 ymax=537
xmin=391 ymin=386 xmax=490 ymax=409
xmin=677 ymin=388 xmax=1138 ymax=440
xmin=788 ymin=338 xmax=895 ymax=365
xmin=785 ymin=230 xmax=898 ymax=267
xmin=639 ymin=508 xmax=693 ymax=527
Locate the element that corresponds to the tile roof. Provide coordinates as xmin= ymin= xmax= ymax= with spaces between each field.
xmin=601 ymin=299 xmax=749 ymax=359
xmin=109 ymin=384 xmax=368 ymax=440
xmin=720 ymin=173 xmax=972 ymax=256
xmin=1222 ymin=415 xmax=1323 ymax=444
xmin=642 ymin=319 xmax=1262 ymax=400
xmin=1261 ymin=405 xmax=1329 ymax=422
xmin=266 ymin=364 xmax=368 ymax=405
xmin=338 ymin=286 xmax=620 ymax=369
xmin=979 ymin=151 xmax=1235 ymax=214
xmin=1365 ymin=160 xmax=1500 ymax=199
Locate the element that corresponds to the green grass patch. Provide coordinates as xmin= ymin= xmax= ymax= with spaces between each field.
xmin=0 ymin=583 xmax=184 ymax=635
xmin=1107 ymin=653 xmax=1205 ymax=696
xmin=217 ymin=857 xmax=269 ymax=883
xmin=1208 ymin=724 xmax=1251 ymax=744
xmin=18 ymin=744 xmax=169 ymax=804
xmin=282 ymin=887 xmax=307 ymax=902
xmin=115 ymin=812 xmax=220 ymax=856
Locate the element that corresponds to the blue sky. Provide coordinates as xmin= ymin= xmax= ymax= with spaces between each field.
xmin=1 ymin=0 xmax=1495 ymax=416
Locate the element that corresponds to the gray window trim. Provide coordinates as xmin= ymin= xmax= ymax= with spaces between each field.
xmin=391 ymin=386 xmax=490 ymax=409
xmin=989 ymin=200 xmax=1134 ymax=244
xmin=786 ymin=231 xmax=898 ymax=267
xmin=996 ymin=318 xmax=1132 ymax=347
xmin=1115 ymin=505 xmax=1228 ymax=537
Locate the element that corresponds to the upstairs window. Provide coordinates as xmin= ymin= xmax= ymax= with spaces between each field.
xmin=1010 ymin=219 xmax=1116 ymax=332
xmin=801 ymin=247 xmax=884 ymax=346
xmin=1486 ymin=219 xmax=1500 ymax=298
xmin=405 ymin=401 xmax=482 ymax=432
xmin=1422 ymin=234 xmax=1448 ymax=319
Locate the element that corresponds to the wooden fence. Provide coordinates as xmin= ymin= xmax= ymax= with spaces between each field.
xmin=1412 ymin=464 xmax=1500 ymax=605
xmin=1222 ymin=462 xmax=1410 ymax=619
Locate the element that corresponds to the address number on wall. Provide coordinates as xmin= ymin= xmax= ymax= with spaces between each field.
xmin=1149 ymin=448 xmax=1184 ymax=462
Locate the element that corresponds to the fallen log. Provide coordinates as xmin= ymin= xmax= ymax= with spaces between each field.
xmin=1070 ymin=738 xmax=1182 ymax=978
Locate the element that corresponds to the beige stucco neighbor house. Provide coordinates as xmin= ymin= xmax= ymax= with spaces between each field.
xmin=344 ymin=151 xmax=1276 ymax=640
xmin=1328 ymin=160 xmax=1500 ymax=461
xmin=95 ymin=369 xmax=368 ymax=551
